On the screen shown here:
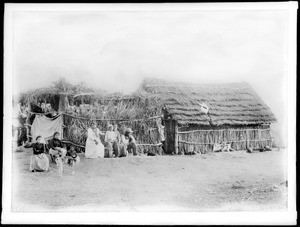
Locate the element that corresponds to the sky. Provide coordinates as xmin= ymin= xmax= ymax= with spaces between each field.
xmin=12 ymin=8 xmax=289 ymax=145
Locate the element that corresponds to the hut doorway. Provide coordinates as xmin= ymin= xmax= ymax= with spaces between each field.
xmin=163 ymin=118 xmax=177 ymax=154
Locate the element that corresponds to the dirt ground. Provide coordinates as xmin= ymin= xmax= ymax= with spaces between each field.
xmin=11 ymin=148 xmax=287 ymax=212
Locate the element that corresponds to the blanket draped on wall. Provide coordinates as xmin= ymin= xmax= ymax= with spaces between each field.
xmin=31 ymin=115 xmax=63 ymax=142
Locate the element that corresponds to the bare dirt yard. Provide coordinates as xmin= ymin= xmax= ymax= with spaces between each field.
xmin=11 ymin=148 xmax=287 ymax=212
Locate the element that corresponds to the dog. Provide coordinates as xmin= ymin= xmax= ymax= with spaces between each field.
xmin=67 ymin=157 xmax=79 ymax=175
xmin=54 ymin=154 xmax=64 ymax=177
xmin=66 ymin=147 xmax=80 ymax=175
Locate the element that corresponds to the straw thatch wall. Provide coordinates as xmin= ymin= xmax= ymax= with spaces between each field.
xmin=63 ymin=95 xmax=164 ymax=154
xmin=177 ymin=124 xmax=272 ymax=154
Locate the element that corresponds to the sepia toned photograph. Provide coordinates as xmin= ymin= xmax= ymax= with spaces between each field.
xmin=3 ymin=2 xmax=297 ymax=225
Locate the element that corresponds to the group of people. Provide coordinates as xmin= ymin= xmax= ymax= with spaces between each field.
xmin=29 ymin=123 xmax=138 ymax=172
xmin=85 ymin=122 xmax=137 ymax=159
xmin=29 ymin=132 xmax=80 ymax=172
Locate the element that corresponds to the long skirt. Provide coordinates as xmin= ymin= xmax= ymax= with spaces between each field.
xmin=85 ymin=138 xmax=104 ymax=158
xmin=119 ymin=144 xmax=128 ymax=157
xmin=30 ymin=153 xmax=49 ymax=171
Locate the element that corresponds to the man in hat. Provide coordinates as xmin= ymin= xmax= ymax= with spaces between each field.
xmin=104 ymin=124 xmax=119 ymax=158
xmin=124 ymin=128 xmax=138 ymax=156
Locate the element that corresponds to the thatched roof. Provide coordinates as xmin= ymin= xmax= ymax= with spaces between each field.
xmin=141 ymin=78 xmax=277 ymax=126
xmin=22 ymin=78 xmax=107 ymax=102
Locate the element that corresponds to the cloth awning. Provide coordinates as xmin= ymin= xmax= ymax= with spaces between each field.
xmin=31 ymin=114 xmax=63 ymax=142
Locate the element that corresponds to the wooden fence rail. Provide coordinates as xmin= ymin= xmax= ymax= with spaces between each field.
xmin=178 ymin=139 xmax=272 ymax=145
xmin=178 ymin=128 xmax=271 ymax=134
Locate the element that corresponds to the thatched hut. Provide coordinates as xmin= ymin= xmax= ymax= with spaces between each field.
xmin=141 ymin=78 xmax=277 ymax=154
xmin=17 ymin=77 xmax=277 ymax=155
xmin=18 ymin=78 xmax=164 ymax=154
xmin=17 ymin=78 xmax=106 ymax=144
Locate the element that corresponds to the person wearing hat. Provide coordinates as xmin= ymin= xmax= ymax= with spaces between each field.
xmin=104 ymin=124 xmax=120 ymax=158
xmin=124 ymin=128 xmax=138 ymax=156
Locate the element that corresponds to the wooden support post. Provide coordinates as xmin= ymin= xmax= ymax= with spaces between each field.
xmin=246 ymin=130 xmax=249 ymax=149
xmin=58 ymin=94 xmax=69 ymax=113
xmin=162 ymin=109 xmax=169 ymax=154
xmin=164 ymin=120 xmax=168 ymax=154
xmin=25 ymin=101 xmax=31 ymax=142
xmin=174 ymin=121 xmax=179 ymax=155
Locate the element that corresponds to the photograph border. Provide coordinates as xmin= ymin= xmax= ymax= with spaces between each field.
xmin=2 ymin=2 xmax=297 ymax=225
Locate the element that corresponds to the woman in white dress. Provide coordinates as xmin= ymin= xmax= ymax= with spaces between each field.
xmin=85 ymin=122 xmax=105 ymax=158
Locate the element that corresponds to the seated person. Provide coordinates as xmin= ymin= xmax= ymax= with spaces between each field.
xmin=65 ymin=145 xmax=80 ymax=167
xmin=124 ymin=128 xmax=138 ymax=156
xmin=85 ymin=122 xmax=105 ymax=159
xmin=30 ymin=136 xmax=50 ymax=172
xmin=49 ymin=132 xmax=67 ymax=162
xmin=119 ymin=132 xmax=129 ymax=157
xmin=104 ymin=124 xmax=119 ymax=158
xmin=113 ymin=123 xmax=122 ymax=156
xmin=113 ymin=123 xmax=121 ymax=142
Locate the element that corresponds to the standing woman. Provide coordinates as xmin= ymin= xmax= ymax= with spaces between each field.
xmin=85 ymin=121 xmax=105 ymax=158
xmin=30 ymin=136 xmax=50 ymax=172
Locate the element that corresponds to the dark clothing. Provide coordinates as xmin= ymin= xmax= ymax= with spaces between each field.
xmin=49 ymin=138 xmax=63 ymax=149
xmin=129 ymin=136 xmax=134 ymax=143
xmin=124 ymin=134 xmax=135 ymax=143
xmin=32 ymin=143 xmax=46 ymax=155
xmin=127 ymin=142 xmax=137 ymax=156
xmin=66 ymin=150 xmax=78 ymax=159
xmin=124 ymin=134 xmax=137 ymax=155
xmin=161 ymin=141 xmax=166 ymax=152
xmin=66 ymin=150 xmax=78 ymax=165
xmin=161 ymin=117 xmax=164 ymax=126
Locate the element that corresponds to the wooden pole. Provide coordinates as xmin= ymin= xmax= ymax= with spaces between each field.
xmin=246 ymin=130 xmax=249 ymax=149
xmin=164 ymin=120 xmax=169 ymax=154
xmin=162 ymin=109 xmax=169 ymax=154
xmin=174 ymin=121 xmax=179 ymax=155
xmin=25 ymin=101 xmax=31 ymax=142
xmin=58 ymin=94 xmax=69 ymax=113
